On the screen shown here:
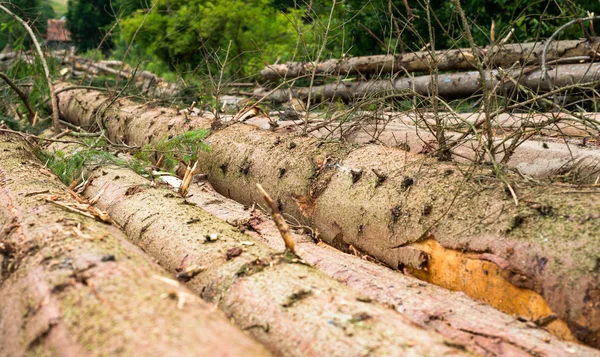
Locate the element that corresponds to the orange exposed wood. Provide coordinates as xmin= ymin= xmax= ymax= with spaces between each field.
xmin=408 ymin=239 xmax=577 ymax=342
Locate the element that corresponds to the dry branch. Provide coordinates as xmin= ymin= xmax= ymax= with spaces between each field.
xmin=0 ymin=5 xmax=60 ymax=132
xmin=0 ymin=132 xmax=272 ymax=357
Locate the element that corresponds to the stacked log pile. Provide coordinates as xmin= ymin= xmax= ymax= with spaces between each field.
xmin=257 ymin=38 xmax=600 ymax=103
xmin=52 ymin=84 xmax=600 ymax=349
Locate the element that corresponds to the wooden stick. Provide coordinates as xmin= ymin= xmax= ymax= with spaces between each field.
xmin=256 ymin=183 xmax=295 ymax=253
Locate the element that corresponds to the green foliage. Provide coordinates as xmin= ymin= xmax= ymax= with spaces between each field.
xmin=66 ymin=0 xmax=144 ymax=52
xmin=118 ymin=0 xmax=305 ymax=78
xmin=42 ymin=149 xmax=123 ymax=184
xmin=136 ymin=128 xmax=211 ymax=173
xmin=0 ymin=0 xmax=55 ymax=51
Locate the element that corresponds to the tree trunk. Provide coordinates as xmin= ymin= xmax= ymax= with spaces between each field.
xmin=175 ymin=176 xmax=600 ymax=357
xmin=54 ymin=85 xmax=600 ymax=347
xmin=76 ymin=165 xmax=469 ymax=357
xmin=261 ymin=39 xmax=600 ymax=79
xmin=194 ymin=124 xmax=600 ymax=348
xmin=256 ymin=62 xmax=600 ymax=103
xmin=0 ymin=132 xmax=272 ymax=357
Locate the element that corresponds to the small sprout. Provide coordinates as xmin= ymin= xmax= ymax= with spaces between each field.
xmin=288 ymin=142 xmax=297 ymax=149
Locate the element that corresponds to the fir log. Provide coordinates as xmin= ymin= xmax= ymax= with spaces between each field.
xmin=256 ymin=62 xmax=600 ymax=103
xmin=54 ymin=83 xmax=600 ymax=182
xmin=0 ymin=132 xmax=272 ymax=357
xmin=194 ymin=124 xmax=600 ymax=347
xmin=77 ymin=164 xmax=471 ymax=357
xmin=261 ymin=39 xmax=600 ymax=79
xmin=171 ymin=175 xmax=600 ymax=357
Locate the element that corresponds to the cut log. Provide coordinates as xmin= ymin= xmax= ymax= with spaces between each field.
xmin=75 ymin=164 xmax=471 ymax=357
xmin=256 ymin=62 xmax=600 ymax=103
xmin=53 ymin=85 xmax=600 ymax=347
xmin=54 ymin=83 xmax=600 ymax=182
xmin=243 ymin=114 xmax=600 ymax=183
xmin=261 ymin=39 xmax=600 ymax=79
xmin=193 ymin=124 xmax=600 ymax=347
xmin=0 ymin=132 xmax=272 ymax=357
xmin=172 ymin=175 xmax=600 ymax=357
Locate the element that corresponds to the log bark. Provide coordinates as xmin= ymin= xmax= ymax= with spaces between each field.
xmin=245 ymin=114 xmax=600 ymax=183
xmin=261 ymin=39 xmax=600 ymax=79
xmin=53 ymin=85 xmax=600 ymax=347
xmin=77 ymin=165 xmax=470 ymax=357
xmin=174 ymin=176 xmax=600 ymax=357
xmin=193 ymin=124 xmax=600 ymax=347
xmin=257 ymin=62 xmax=600 ymax=103
xmin=0 ymin=132 xmax=272 ymax=357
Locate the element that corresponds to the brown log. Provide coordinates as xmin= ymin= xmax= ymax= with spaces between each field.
xmin=53 ymin=85 xmax=600 ymax=347
xmin=176 ymin=176 xmax=600 ymax=357
xmin=0 ymin=132 xmax=272 ymax=357
xmin=78 ymin=165 xmax=470 ymax=357
xmin=257 ymin=62 xmax=600 ymax=103
xmin=243 ymin=114 xmax=600 ymax=183
xmin=261 ymin=39 xmax=600 ymax=79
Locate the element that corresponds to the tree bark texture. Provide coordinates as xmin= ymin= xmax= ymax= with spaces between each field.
xmin=194 ymin=124 xmax=600 ymax=347
xmin=0 ymin=132 xmax=272 ymax=357
xmin=77 ymin=165 xmax=470 ymax=357
xmin=174 ymin=177 xmax=600 ymax=357
xmin=261 ymin=39 xmax=600 ymax=79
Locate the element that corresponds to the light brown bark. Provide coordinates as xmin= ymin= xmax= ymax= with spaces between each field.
xmin=79 ymin=165 xmax=470 ymax=357
xmin=178 ymin=176 xmax=600 ymax=357
xmin=261 ymin=39 xmax=600 ymax=79
xmin=0 ymin=132 xmax=272 ymax=357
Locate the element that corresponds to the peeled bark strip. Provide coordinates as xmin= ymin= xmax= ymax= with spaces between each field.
xmin=261 ymin=39 xmax=600 ymax=79
xmin=195 ymin=124 xmax=600 ymax=347
xmin=0 ymin=133 xmax=272 ymax=357
xmin=176 ymin=178 xmax=600 ymax=357
xmin=257 ymin=62 xmax=600 ymax=103
xmin=82 ymin=165 xmax=471 ymax=357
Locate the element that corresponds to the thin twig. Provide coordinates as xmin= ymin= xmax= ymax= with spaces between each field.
xmin=0 ymin=4 xmax=60 ymax=133
xmin=256 ymin=183 xmax=296 ymax=253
